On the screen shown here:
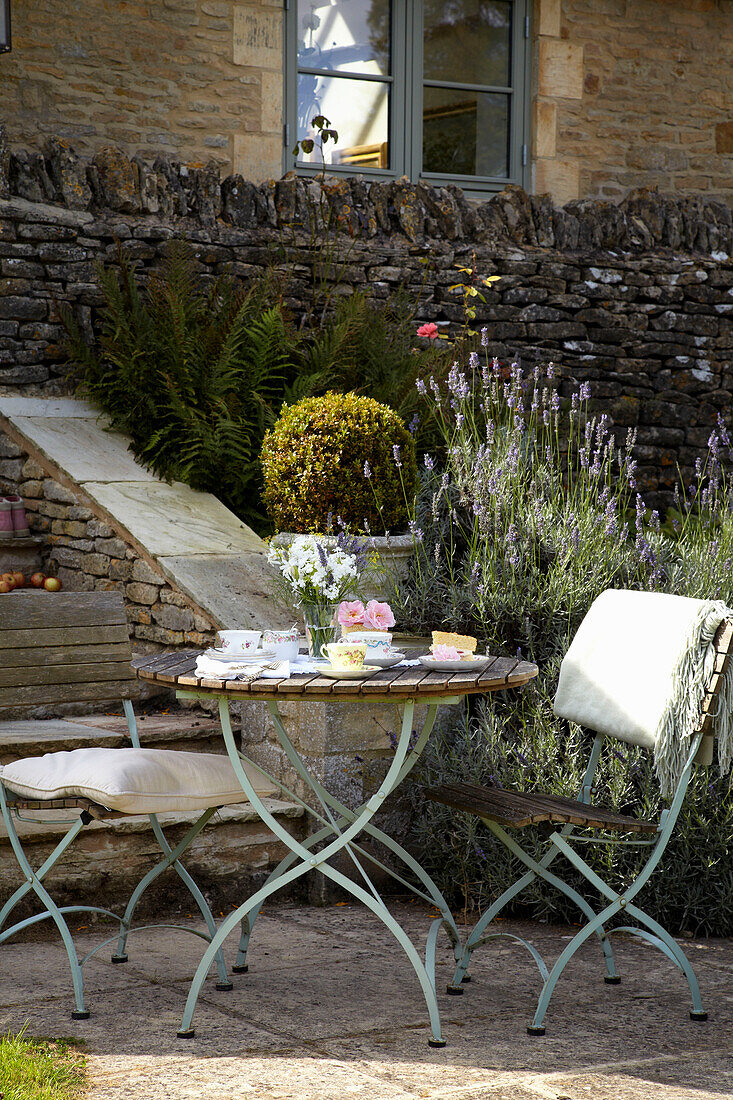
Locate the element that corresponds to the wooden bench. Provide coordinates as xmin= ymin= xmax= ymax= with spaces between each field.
xmin=0 ymin=589 xmax=139 ymax=717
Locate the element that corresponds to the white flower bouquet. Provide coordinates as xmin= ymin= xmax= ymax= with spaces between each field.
xmin=267 ymin=534 xmax=370 ymax=655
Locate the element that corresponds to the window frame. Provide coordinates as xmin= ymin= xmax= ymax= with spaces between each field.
xmin=283 ymin=0 xmax=532 ymax=196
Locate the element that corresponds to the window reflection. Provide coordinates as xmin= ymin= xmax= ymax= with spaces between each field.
xmin=423 ymin=0 xmax=511 ymax=87
xmin=297 ymin=0 xmax=391 ymax=77
xmin=298 ymin=74 xmax=390 ymax=168
xmin=422 ymin=88 xmax=508 ymax=177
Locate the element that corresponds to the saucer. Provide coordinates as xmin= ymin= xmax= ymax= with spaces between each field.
xmin=204 ymin=648 xmax=276 ymax=662
xmin=418 ymin=655 xmax=491 ymax=672
xmin=318 ymin=665 xmax=380 ymax=679
xmin=367 ymin=651 xmax=406 ymax=668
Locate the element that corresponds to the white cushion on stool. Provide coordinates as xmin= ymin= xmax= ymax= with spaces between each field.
xmin=0 ymin=747 xmax=276 ymax=814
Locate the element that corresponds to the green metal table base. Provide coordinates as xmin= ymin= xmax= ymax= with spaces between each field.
xmin=0 ymin=699 xmax=233 ymax=1018
xmin=449 ymin=732 xmax=707 ymax=1034
xmin=174 ymin=692 xmax=465 ymax=1047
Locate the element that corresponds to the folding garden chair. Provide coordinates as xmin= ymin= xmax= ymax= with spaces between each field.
xmin=0 ymin=590 xmax=276 ymax=1018
xmin=427 ymin=589 xmax=733 ymax=1034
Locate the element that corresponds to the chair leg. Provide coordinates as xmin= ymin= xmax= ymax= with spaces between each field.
xmin=624 ymin=903 xmax=706 ymax=1019
xmin=529 ymin=905 xmax=616 ymax=1035
xmin=454 ymin=820 xmax=618 ymax=989
xmin=0 ymin=794 xmax=91 ymax=1018
xmin=112 ymin=809 xmax=232 ymax=988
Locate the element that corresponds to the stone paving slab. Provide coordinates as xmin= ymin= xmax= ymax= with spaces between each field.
xmin=85 ymin=481 xmax=263 ymax=557
xmin=0 ymin=903 xmax=729 ymax=1100
xmin=0 ymin=395 xmax=288 ymax=630
xmin=13 ymin=416 xmax=158 ymax=483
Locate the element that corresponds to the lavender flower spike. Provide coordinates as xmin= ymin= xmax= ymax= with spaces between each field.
xmin=363 ymin=460 xmax=372 ymax=479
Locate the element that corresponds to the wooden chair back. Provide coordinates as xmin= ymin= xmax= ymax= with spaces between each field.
xmin=0 ymin=591 xmax=136 ymax=712
xmin=694 ymin=618 xmax=733 ymax=765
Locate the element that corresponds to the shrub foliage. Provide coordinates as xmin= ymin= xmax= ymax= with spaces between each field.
xmin=262 ymin=392 xmax=417 ymax=534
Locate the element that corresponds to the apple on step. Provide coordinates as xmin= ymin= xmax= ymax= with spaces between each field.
xmin=43 ymin=577 xmax=62 ymax=591
xmin=29 ymin=572 xmax=46 ymax=588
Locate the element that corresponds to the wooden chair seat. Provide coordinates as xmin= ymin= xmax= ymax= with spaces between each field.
xmin=7 ymin=794 xmax=119 ymax=820
xmin=427 ymin=781 xmax=658 ymax=833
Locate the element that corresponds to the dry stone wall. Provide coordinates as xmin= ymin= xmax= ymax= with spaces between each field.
xmin=0 ymin=146 xmax=732 ymax=509
xmin=0 ymin=430 xmax=217 ymax=653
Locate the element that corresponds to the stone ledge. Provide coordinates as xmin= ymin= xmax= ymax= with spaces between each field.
xmin=1 ymin=797 xmax=303 ymax=843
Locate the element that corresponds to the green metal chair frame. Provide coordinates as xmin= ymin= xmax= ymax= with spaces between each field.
xmin=0 ymin=590 xmax=235 ymax=1018
xmin=427 ymin=618 xmax=733 ymax=1035
xmin=0 ymin=698 xmax=234 ymax=1018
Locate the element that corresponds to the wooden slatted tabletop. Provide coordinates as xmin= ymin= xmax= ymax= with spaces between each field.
xmin=133 ymin=651 xmax=539 ymax=702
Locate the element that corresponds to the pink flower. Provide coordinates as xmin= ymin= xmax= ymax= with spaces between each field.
xmin=337 ymin=600 xmax=365 ymax=628
xmin=431 ymin=643 xmax=463 ymax=661
xmin=363 ymin=600 xmax=395 ymax=630
xmin=416 ymin=322 xmax=439 ymax=340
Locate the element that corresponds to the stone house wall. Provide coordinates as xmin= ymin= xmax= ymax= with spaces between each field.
xmin=535 ymin=0 xmax=733 ymax=204
xmin=0 ymin=162 xmax=732 ymax=510
xmin=0 ymin=0 xmax=283 ymax=182
xmin=0 ymin=430 xmax=218 ymax=653
xmin=1 ymin=0 xmax=732 ymax=205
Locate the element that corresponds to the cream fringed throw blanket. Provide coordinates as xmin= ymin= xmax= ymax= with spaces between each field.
xmin=554 ymin=590 xmax=733 ymax=797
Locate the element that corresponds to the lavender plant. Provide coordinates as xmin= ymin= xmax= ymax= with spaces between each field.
xmin=395 ymin=342 xmax=733 ymax=935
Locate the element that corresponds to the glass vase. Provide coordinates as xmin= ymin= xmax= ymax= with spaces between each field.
xmin=302 ymin=601 xmax=337 ymax=659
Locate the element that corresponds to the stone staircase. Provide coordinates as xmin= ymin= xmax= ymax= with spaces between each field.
xmin=0 ymin=712 xmax=305 ymax=917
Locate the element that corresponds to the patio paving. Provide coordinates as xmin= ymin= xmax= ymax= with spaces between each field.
xmin=0 ymin=901 xmax=730 ymax=1099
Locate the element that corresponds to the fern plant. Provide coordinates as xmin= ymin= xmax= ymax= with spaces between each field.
xmin=62 ymin=242 xmax=297 ymax=528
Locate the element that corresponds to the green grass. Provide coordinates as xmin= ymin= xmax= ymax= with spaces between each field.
xmin=0 ymin=1028 xmax=86 ymax=1100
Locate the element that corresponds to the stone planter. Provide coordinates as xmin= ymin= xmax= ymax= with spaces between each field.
xmin=271 ymin=532 xmax=415 ymax=604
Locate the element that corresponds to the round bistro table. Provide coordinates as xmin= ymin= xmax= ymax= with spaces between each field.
xmin=135 ymin=650 xmax=538 ymax=1046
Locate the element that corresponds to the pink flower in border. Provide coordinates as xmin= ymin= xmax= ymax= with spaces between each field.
xmin=337 ymin=600 xmax=365 ymax=628
xmin=363 ymin=600 xmax=395 ymax=630
xmin=416 ymin=322 xmax=439 ymax=341
xmin=431 ymin=643 xmax=463 ymax=661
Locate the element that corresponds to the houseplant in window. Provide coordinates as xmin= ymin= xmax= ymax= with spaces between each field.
xmin=261 ymin=391 xmax=418 ymax=607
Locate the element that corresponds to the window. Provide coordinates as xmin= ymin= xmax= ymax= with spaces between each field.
xmin=285 ymin=0 xmax=531 ymax=194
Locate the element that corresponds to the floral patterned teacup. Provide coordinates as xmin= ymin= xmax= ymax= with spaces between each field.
xmin=217 ymin=630 xmax=262 ymax=654
xmin=320 ymin=642 xmax=367 ymax=670
xmin=263 ymin=627 xmax=300 ymax=662
xmin=344 ymin=631 xmax=393 ymax=655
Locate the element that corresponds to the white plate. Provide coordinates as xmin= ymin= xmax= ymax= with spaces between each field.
xmin=318 ymin=665 xmax=381 ymax=679
xmin=367 ymin=651 xmax=406 ymax=668
xmin=418 ymin=655 xmax=491 ymax=672
xmin=204 ymin=648 xmax=276 ymax=662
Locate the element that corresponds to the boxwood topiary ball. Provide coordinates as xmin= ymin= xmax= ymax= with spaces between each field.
xmin=262 ymin=392 xmax=417 ymax=534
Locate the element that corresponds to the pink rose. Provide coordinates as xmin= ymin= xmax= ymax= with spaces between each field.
xmin=431 ymin=643 xmax=462 ymax=661
xmin=337 ymin=600 xmax=365 ymax=628
xmin=363 ymin=600 xmax=395 ymax=631
xmin=416 ymin=322 xmax=439 ymax=340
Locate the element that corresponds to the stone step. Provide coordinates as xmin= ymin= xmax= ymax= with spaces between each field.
xmin=1 ymin=797 xmax=302 ymax=843
xmin=0 ymin=797 xmax=306 ymax=915
xmin=0 ymin=713 xmax=225 ymax=762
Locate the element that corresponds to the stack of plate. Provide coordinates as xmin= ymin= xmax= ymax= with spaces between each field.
xmin=203 ymin=648 xmax=277 ymax=663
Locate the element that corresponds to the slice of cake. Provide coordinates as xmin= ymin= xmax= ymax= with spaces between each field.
xmin=431 ymin=630 xmax=477 ymax=654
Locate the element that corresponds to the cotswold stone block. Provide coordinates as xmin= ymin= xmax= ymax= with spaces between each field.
xmin=43 ymin=480 xmax=79 ymax=504
xmin=131 ymin=559 xmax=165 ymax=585
xmin=152 ymin=603 xmax=195 ymax=632
xmin=126 ymin=581 xmax=160 ymax=605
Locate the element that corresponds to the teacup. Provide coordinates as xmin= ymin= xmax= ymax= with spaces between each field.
xmin=345 ymin=631 xmax=393 ymax=656
xmin=320 ymin=641 xmax=367 ymax=670
xmin=263 ymin=628 xmax=300 ymax=662
xmin=217 ymin=629 xmax=262 ymax=655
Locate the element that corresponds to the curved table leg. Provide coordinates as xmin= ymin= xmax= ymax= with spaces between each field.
xmin=182 ymin=696 xmax=449 ymax=1046
xmin=234 ymin=699 xmax=460 ymax=974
